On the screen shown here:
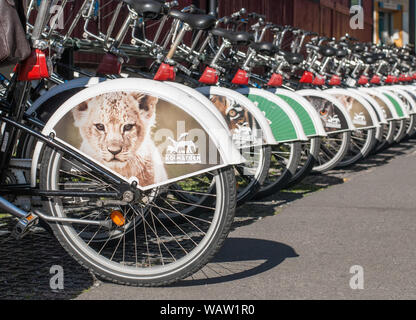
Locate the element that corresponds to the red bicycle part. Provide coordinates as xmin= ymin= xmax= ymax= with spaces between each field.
xmin=153 ymin=63 xmax=176 ymax=81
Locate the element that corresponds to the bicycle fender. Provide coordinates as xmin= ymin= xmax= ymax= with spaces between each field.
xmin=347 ymin=89 xmax=388 ymax=125
xmin=30 ymin=78 xmax=107 ymax=188
xmin=236 ymin=88 xmax=308 ymax=143
xmin=31 ymin=78 xmax=245 ymax=190
xmin=268 ymin=88 xmax=327 ymax=137
xmin=375 ymin=87 xmax=410 ymax=119
xmin=358 ymin=88 xmax=402 ymax=121
xmin=196 ymin=86 xmax=277 ymax=146
xmin=390 ymin=86 xmax=416 ymax=115
xmin=166 ymin=82 xmax=230 ymax=132
xmin=325 ymin=88 xmax=380 ymax=130
xmin=402 ymin=85 xmax=416 ymax=112
xmin=297 ymin=89 xmax=356 ymax=133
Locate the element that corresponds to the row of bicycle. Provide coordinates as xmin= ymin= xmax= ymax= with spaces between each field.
xmin=0 ymin=0 xmax=415 ymax=287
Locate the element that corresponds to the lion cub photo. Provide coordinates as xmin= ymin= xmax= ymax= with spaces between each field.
xmin=72 ymin=92 xmax=168 ymax=187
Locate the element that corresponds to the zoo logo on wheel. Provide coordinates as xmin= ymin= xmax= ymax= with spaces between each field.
xmin=353 ymin=112 xmax=367 ymax=126
xmin=232 ymin=122 xmax=255 ymax=148
xmin=325 ymin=114 xmax=342 ymax=129
xmin=165 ymin=133 xmax=202 ymax=164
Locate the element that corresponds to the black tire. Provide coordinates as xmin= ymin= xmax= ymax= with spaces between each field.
xmin=254 ymin=142 xmax=302 ymax=200
xmin=337 ymin=128 xmax=377 ymax=168
xmin=313 ymin=131 xmax=351 ymax=173
xmin=286 ymin=137 xmax=320 ymax=188
xmin=404 ymin=114 xmax=416 ymax=139
xmin=373 ymin=121 xmax=396 ymax=153
xmin=394 ymin=119 xmax=408 ymax=143
xmin=234 ymin=145 xmax=271 ymax=206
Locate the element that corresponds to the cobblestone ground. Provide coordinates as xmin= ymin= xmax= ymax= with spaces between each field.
xmin=0 ymin=139 xmax=414 ymax=299
xmin=0 ymin=220 xmax=95 ymax=299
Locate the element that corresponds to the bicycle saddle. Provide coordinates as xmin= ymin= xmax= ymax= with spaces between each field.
xmin=375 ymin=53 xmax=386 ymax=60
xmin=168 ymin=10 xmax=217 ymax=30
xmin=387 ymin=58 xmax=397 ymax=65
xmin=249 ymin=42 xmax=279 ymax=56
xmin=351 ymin=43 xmax=365 ymax=53
xmin=336 ymin=49 xmax=348 ymax=58
xmin=400 ymin=55 xmax=411 ymax=62
xmin=120 ymin=0 xmax=164 ymax=19
xmin=279 ymin=51 xmax=304 ymax=65
xmin=319 ymin=46 xmax=336 ymax=57
xmin=362 ymin=55 xmax=375 ymax=64
xmin=210 ymin=28 xmax=254 ymax=45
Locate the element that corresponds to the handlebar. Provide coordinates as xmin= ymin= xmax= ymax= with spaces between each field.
xmin=231 ymin=8 xmax=247 ymax=18
xmin=305 ymin=44 xmax=320 ymax=51
xmin=340 ymin=34 xmax=359 ymax=42
xmin=248 ymin=12 xmax=266 ymax=20
xmin=182 ymin=4 xmax=205 ymax=14
xmin=217 ymin=8 xmax=247 ymax=25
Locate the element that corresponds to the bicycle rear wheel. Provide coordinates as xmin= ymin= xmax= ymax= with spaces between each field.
xmin=405 ymin=114 xmax=416 ymax=138
xmin=373 ymin=121 xmax=395 ymax=153
xmin=313 ymin=131 xmax=351 ymax=173
xmin=254 ymin=142 xmax=301 ymax=200
xmin=337 ymin=128 xmax=376 ymax=168
xmin=286 ymin=137 xmax=320 ymax=188
xmin=394 ymin=119 xmax=407 ymax=143
xmin=40 ymin=147 xmax=236 ymax=287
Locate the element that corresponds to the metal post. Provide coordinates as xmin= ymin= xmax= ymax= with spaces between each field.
xmin=31 ymin=0 xmax=51 ymax=42
xmin=209 ymin=0 xmax=218 ymax=17
xmin=410 ymin=0 xmax=415 ymax=52
xmin=57 ymin=48 xmax=74 ymax=80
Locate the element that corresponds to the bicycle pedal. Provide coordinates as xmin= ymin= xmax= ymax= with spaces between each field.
xmin=12 ymin=213 xmax=39 ymax=240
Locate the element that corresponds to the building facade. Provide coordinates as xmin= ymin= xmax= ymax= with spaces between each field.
xmin=69 ymin=0 xmax=416 ymax=65
xmin=373 ymin=0 xmax=410 ymax=47
xmin=197 ymin=0 xmax=374 ymax=42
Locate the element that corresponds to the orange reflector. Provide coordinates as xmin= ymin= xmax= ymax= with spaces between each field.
xmin=110 ymin=211 xmax=126 ymax=227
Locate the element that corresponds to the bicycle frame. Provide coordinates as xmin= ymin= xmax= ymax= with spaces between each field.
xmin=0 ymin=1 xmax=139 ymax=226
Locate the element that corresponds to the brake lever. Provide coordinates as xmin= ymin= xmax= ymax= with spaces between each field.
xmin=231 ymin=8 xmax=247 ymax=19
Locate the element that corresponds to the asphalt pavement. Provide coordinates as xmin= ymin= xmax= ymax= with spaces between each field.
xmin=77 ymin=140 xmax=416 ymax=300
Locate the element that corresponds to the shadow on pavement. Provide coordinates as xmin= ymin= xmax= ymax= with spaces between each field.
xmin=0 ymin=137 xmax=414 ymax=296
xmin=0 ymin=217 xmax=93 ymax=300
xmin=176 ymin=237 xmax=298 ymax=287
